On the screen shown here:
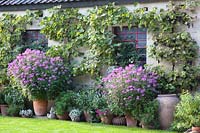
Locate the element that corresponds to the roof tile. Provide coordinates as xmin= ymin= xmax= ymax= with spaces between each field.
xmin=0 ymin=0 xmax=78 ymax=5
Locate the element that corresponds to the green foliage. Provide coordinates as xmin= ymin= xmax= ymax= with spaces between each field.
xmin=3 ymin=85 xmax=25 ymax=116
xmin=40 ymin=1 xmax=199 ymax=79
xmin=54 ymin=91 xmax=76 ymax=115
xmin=7 ymin=104 xmax=23 ymax=116
xmin=147 ymin=65 xmax=200 ymax=94
xmin=18 ymin=43 xmax=49 ymax=53
xmin=4 ymin=86 xmax=25 ymax=106
xmin=76 ymin=87 xmax=99 ymax=112
xmin=172 ymin=92 xmax=200 ymax=131
xmin=41 ymin=6 xmax=85 ymax=64
xmin=113 ymin=42 xmax=139 ymax=67
xmin=150 ymin=32 xmax=198 ymax=70
xmin=135 ymin=100 xmax=159 ymax=129
xmin=0 ymin=12 xmax=35 ymax=85
xmin=0 ymin=91 xmax=6 ymax=104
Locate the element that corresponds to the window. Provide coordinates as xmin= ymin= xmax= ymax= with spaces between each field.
xmin=113 ymin=26 xmax=147 ymax=66
xmin=23 ymin=30 xmax=48 ymax=46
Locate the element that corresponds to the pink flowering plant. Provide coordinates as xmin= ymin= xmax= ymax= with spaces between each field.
xmin=102 ymin=64 xmax=158 ymax=115
xmin=96 ymin=109 xmax=112 ymax=117
xmin=7 ymin=49 xmax=71 ymax=100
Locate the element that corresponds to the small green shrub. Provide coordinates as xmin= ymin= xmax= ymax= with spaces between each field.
xmin=135 ymin=100 xmax=160 ymax=129
xmin=3 ymin=85 xmax=25 ymax=116
xmin=172 ymin=92 xmax=200 ymax=131
xmin=7 ymin=104 xmax=23 ymax=116
xmin=54 ymin=91 xmax=76 ymax=115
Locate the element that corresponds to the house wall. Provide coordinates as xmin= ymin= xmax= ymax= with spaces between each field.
xmin=0 ymin=2 xmax=199 ymax=85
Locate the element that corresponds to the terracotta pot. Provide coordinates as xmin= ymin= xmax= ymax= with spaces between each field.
xmin=100 ymin=114 xmax=113 ymax=124
xmin=33 ymin=100 xmax=48 ymax=116
xmin=84 ymin=111 xmax=92 ymax=122
xmin=56 ymin=112 xmax=70 ymax=120
xmin=0 ymin=105 xmax=8 ymax=116
xmin=140 ymin=122 xmax=154 ymax=129
xmin=192 ymin=127 xmax=200 ymax=133
xmin=156 ymin=94 xmax=179 ymax=130
xmin=47 ymin=100 xmax=54 ymax=112
xmin=112 ymin=116 xmax=126 ymax=126
xmin=125 ymin=114 xmax=137 ymax=127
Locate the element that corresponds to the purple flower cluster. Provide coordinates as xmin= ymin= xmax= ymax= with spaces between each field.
xmin=7 ymin=49 xmax=70 ymax=97
xmin=102 ymin=64 xmax=158 ymax=112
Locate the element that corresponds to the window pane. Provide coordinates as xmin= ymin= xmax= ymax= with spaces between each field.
xmin=113 ymin=26 xmax=147 ymax=65
xmin=137 ymin=41 xmax=146 ymax=48
xmin=23 ymin=30 xmax=48 ymax=46
xmin=138 ymin=34 xmax=147 ymax=39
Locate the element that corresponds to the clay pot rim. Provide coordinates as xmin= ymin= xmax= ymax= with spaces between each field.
xmin=192 ymin=126 xmax=200 ymax=132
xmin=192 ymin=126 xmax=200 ymax=129
xmin=0 ymin=104 xmax=8 ymax=107
xmin=157 ymin=94 xmax=177 ymax=97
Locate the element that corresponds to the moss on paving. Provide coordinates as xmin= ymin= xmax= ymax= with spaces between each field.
xmin=0 ymin=116 xmax=176 ymax=133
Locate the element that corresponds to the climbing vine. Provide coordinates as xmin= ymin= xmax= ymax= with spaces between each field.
xmin=0 ymin=12 xmax=35 ymax=86
xmin=40 ymin=1 xmax=199 ymax=93
xmin=41 ymin=6 xmax=86 ymax=65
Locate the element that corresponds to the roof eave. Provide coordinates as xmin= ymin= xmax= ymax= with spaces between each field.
xmin=0 ymin=0 xmax=179 ymax=12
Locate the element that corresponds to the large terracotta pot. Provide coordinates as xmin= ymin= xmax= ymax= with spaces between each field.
xmin=156 ymin=94 xmax=179 ymax=130
xmin=47 ymin=100 xmax=54 ymax=112
xmin=56 ymin=112 xmax=70 ymax=120
xmin=0 ymin=105 xmax=8 ymax=116
xmin=84 ymin=111 xmax=92 ymax=122
xmin=192 ymin=126 xmax=200 ymax=133
xmin=33 ymin=100 xmax=48 ymax=116
xmin=112 ymin=116 xmax=126 ymax=126
xmin=125 ymin=114 xmax=137 ymax=127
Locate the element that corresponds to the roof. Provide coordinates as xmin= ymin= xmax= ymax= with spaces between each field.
xmin=0 ymin=0 xmax=177 ymax=11
xmin=0 ymin=0 xmax=81 ymax=6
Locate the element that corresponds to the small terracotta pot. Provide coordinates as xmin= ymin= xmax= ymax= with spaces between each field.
xmin=100 ymin=114 xmax=113 ymax=124
xmin=33 ymin=100 xmax=48 ymax=116
xmin=0 ymin=105 xmax=8 ymax=116
xmin=56 ymin=112 xmax=70 ymax=120
xmin=84 ymin=111 xmax=92 ymax=122
xmin=140 ymin=122 xmax=154 ymax=129
xmin=192 ymin=126 xmax=200 ymax=133
xmin=125 ymin=114 xmax=137 ymax=127
xmin=112 ymin=116 xmax=126 ymax=126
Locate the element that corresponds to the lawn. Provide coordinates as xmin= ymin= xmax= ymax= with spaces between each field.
xmin=0 ymin=116 xmax=177 ymax=133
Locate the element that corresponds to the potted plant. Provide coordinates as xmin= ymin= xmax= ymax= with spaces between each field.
xmin=136 ymin=100 xmax=159 ymax=129
xmin=54 ymin=91 xmax=76 ymax=120
xmin=0 ymin=91 xmax=8 ymax=116
xmin=102 ymin=64 xmax=158 ymax=127
xmin=19 ymin=109 xmax=33 ymax=118
xmin=69 ymin=109 xmax=81 ymax=122
xmin=7 ymin=49 xmax=71 ymax=116
xmin=96 ymin=109 xmax=113 ymax=124
xmin=4 ymin=86 xmax=25 ymax=116
xmin=172 ymin=92 xmax=200 ymax=132
xmin=147 ymin=66 xmax=181 ymax=129
xmin=76 ymin=87 xmax=98 ymax=122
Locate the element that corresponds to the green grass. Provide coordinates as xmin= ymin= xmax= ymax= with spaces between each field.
xmin=0 ymin=116 xmax=177 ymax=133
